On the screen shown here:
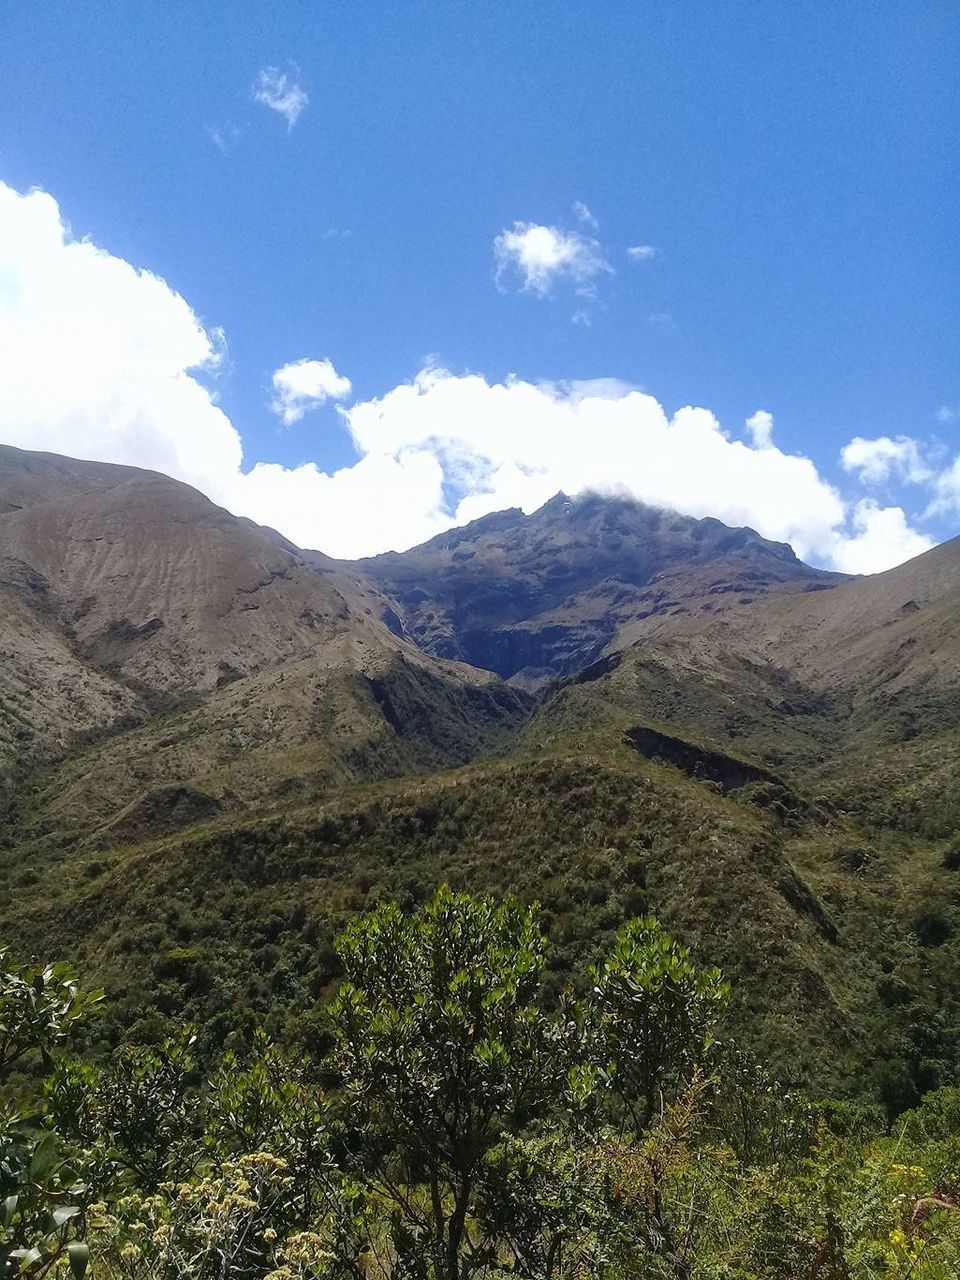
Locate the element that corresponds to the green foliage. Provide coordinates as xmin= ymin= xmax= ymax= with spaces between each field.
xmin=2 ymin=752 xmax=892 ymax=1098
xmin=8 ymin=892 xmax=960 ymax=1276
xmin=329 ymin=887 xmax=571 ymax=1276
xmin=584 ymin=916 xmax=729 ymax=1133
xmin=0 ymin=948 xmax=101 ymax=1278
xmin=0 ymin=951 xmax=102 ymax=1079
xmin=90 ymin=1032 xmax=199 ymax=1185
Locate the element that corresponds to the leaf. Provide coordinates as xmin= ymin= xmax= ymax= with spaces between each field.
xmin=28 ymin=1132 xmax=57 ymax=1180
xmin=0 ymin=1194 xmax=17 ymax=1228
xmin=53 ymin=1205 xmax=80 ymax=1228
xmin=67 ymin=1241 xmax=89 ymax=1280
xmin=11 ymin=1246 xmax=42 ymax=1269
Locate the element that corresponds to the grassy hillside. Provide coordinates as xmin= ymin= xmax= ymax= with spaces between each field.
xmin=5 ymin=732 xmax=960 ymax=1110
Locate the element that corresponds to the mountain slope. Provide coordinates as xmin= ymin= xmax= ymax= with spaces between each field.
xmin=613 ymin=531 xmax=960 ymax=708
xmin=529 ymin=533 xmax=960 ymax=835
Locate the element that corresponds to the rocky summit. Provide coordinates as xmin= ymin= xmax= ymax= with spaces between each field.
xmin=333 ymin=491 xmax=844 ymax=690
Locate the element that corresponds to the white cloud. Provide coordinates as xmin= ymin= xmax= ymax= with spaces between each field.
xmin=0 ymin=178 xmax=942 ymax=573
xmin=936 ymin=404 xmax=957 ymax=424
xmin=0 ymin=181 xmax=243 ymax=494
xmin=342 ymin=369 xmax=884 ymax=566
xmin=238 ymin=450 xmax=449 ymax=555
xmin=271 ymin=358 xmax=352 ymax=425
xmin=745 ymin=410 xmax=774 ymax=449
xmin=840 ymin=434 xmax=931 ymax=485
xmin=494 ymin=221 xmax=610 ymax=296
xmin=931 ymin=457 xmax=960 ymax=515
xmin=626 ymin=244 xmax=658 ymax=262
xmin=252 ymin=66 xmax=308 ymax=128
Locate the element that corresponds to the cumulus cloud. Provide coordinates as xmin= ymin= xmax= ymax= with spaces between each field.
xmin=745 ymin=410 xmax=774 ymax=450
xmin=0 ymin=178 xmax=943 ymax=572
xmin=271 ymin=358 xmax=352 ymax=425
xmin=494 ymin=221 xmax=610 ymax=296
xmin=840 ymin=434 xmax=931 ymax=485
xmin=252 ymin=66 xmax=308 ymax=128
xmin=626 ymin=244 xmax=658 ymax=262
xmin=340 ymin=369 xmax=918 ymax=570
xmin=0 ymin=181 xmax=243 ymax=494
xmin=931 ymin=458 xmax=960 ymax=516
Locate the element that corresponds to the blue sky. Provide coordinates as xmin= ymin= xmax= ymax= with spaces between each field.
xmin=0 ymin=2 xmax=957 ymax=567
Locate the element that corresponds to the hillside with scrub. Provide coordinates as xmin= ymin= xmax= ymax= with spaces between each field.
xmin=6 ymin=890 xmax=960 ymax=1278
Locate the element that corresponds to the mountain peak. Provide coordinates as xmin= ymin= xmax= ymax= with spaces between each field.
xmin=343 ymin=491 xmax=843 ymax=688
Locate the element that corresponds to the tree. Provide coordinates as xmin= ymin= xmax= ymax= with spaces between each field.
xmin=328 ymin=887 xmax=570 ymax=1278
xmin=584 ymin=916 xmax=729 ymax=1136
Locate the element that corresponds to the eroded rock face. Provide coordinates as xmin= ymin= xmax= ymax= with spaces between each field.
xmin=341 ymin=493 xmax=844 ymax=687
xmin=623 ymin=725 xmax=777 ymax=792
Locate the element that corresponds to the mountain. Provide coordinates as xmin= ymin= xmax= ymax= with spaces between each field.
xmin=0 ymin=445 xmax=529 ymax=837
xmin=332 ymin=491 xmax=844 ymax=690
xmin=2 ymin=444 xmax=960 ymax=1107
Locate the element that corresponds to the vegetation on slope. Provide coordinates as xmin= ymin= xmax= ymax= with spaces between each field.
xmin=5 ymin=743 xmax=960 ymax=1114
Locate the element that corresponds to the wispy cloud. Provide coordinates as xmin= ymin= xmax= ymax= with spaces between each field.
xmin=252 ymin=66 xmax=308 ymax=129
xmin=626 ymin=243 xmax=659 ymax=262
xmin=206 ymin=121 xmax=244 ymax=154
xmin=572 ymin=200 xmax=599 ymax=230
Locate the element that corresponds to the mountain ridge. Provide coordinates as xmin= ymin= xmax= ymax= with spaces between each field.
xmin=0 ymin=444 xmax=530 ymax=810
